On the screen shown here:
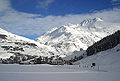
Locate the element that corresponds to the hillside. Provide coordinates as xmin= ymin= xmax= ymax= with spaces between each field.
xmin=74 ymin=30 xmax=120 ymax=66
xmin=87 ymin=30 xmax=120 ymax=56
xmin=0 ymin=27 xmax=57 ymax=60
xmin=74 ymin=44 xmax=120 ymax=66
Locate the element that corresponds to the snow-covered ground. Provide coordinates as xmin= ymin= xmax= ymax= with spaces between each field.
xmin=74 ymin=44 xmax=120 ymax=66
xmin=0 ymin=64 xmax=120 ymax=81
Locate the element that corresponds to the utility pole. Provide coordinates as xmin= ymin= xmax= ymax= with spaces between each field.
xmin=98 ymin=63 xmax=99 ymax=71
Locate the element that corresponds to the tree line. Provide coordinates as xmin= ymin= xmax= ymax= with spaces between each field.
xmin=87 ymin=30 xmax=120 ymax=56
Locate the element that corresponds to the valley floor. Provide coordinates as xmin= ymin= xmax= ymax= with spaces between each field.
xmin=0 ymin=64 xmax=120 ymax=81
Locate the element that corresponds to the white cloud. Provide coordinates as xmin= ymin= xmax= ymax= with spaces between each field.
xmin=111 ymin=0 xmax=120 ymax=6
xmin=0 ymin=0 xmax=120 ymax=37
xmin=0 ymin=0 xmax=11 ymax=12
xmin=36 ymin=0 xmax=54 ymax=9
xmin=111 ymin=0 xmax=120 ymax=2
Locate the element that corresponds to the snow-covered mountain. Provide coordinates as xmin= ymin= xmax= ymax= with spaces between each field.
xmin=0 ymin=27 xmax=57 ymax=59
xmin=36 ymin=17 xmax=120 ymax=56
xmin=64 ymin=30 xmax=120 ymax=65
xmin=0 ymin=17 xmax=120 ymax=60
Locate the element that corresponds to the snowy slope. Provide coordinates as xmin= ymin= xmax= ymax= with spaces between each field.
xmin=74 ymin=44 xmax=120 ymax=66
xmin=0 ymin=27 xmax=37 ymax=43
xmin=0 ymin=27 xmax=57 ymax=59
xmin=63 ymin=50 xmax=86 ymax=60
xmin=36 ymin=18 xmax=120 ymax=56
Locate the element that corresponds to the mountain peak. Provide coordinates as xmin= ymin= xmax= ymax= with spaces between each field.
xmin=80 ymin=17 xmax=103 ymax=26
xmin=93 ymin=17 xmax=103 ymax=22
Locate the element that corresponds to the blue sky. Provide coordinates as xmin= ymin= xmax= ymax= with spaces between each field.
xmin=0 ymin=0 xmax=120 ymax=39
xmin=11 ymin=0 xmax=115 ymax=16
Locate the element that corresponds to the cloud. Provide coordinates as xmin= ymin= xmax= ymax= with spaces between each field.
xmin=0 ymin=0 xmax=120 ymax=38
xmin=111 ymin=0 xmax=120 ymax=2
xmin=111 ymin=0 xmax=120 ymax=6
xmin=0 ymin=0 xmax=11 ymax=12
xmin=36 ymin=0 xmax=54 ymax=9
